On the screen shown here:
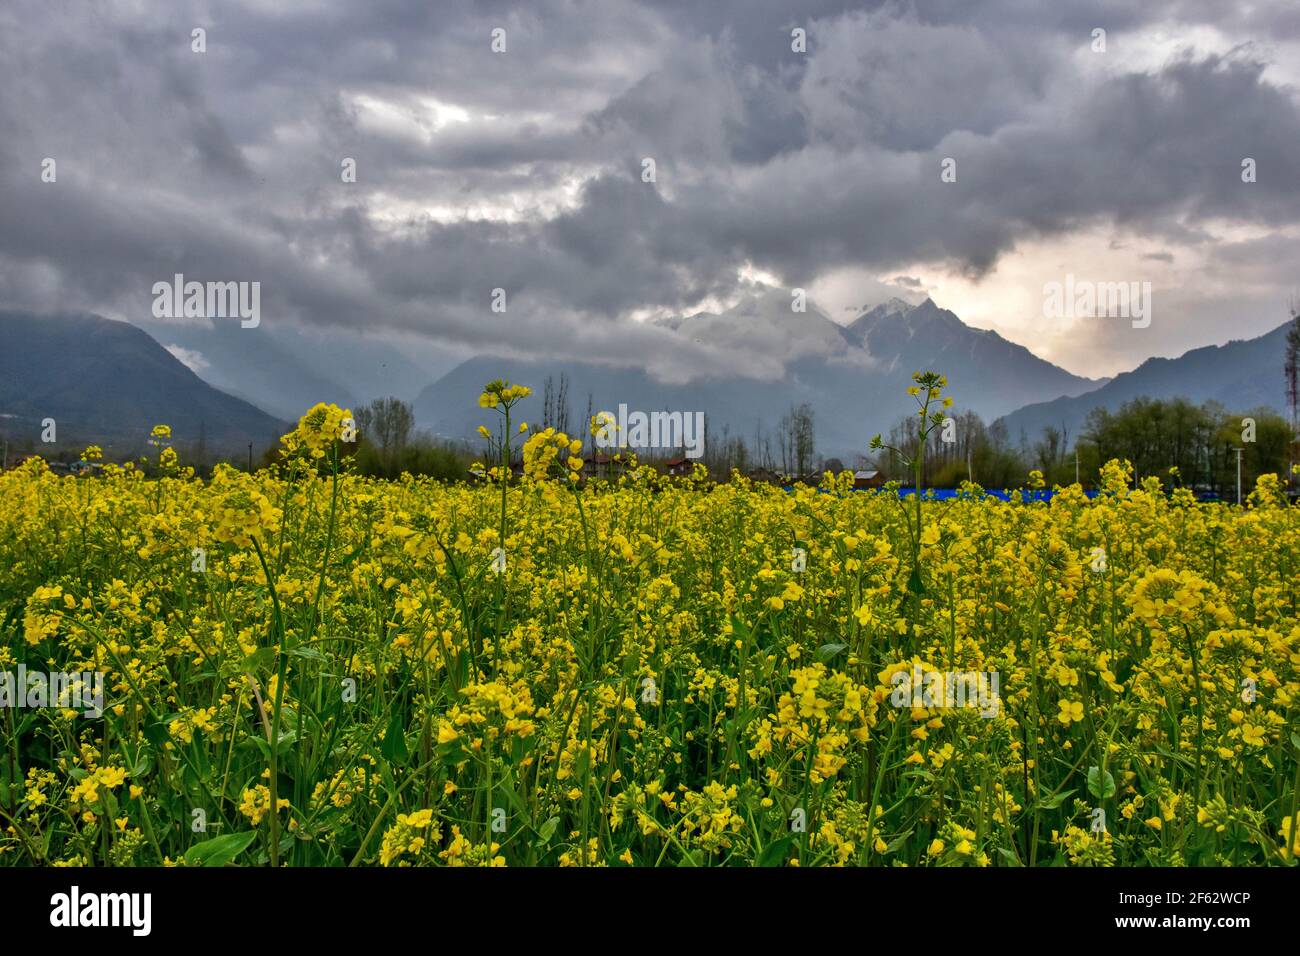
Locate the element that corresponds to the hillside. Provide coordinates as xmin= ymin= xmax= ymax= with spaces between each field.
xmin=996 ymin=321 xmax=1294 ymax=445
xmin=415 ymin=294 xmax=1105 ymax=459
xmin=0 ymin=309 xmax=287 ymax=458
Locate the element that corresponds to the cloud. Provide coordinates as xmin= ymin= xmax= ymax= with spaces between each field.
xmin=165 ymin=344 xmax=211 ymax=373
xmin=0 ymin=0 xmax=1297 ymax=380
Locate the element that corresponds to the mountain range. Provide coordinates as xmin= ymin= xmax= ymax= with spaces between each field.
xmin=414 ymin=292 xmax=1107 ymax=458
xmin=996 ymin=321 xmax=1294 ymax=443
xmin=1 ymin=296 xmax=1292 ymax=464
xmin=134 ymin=316 xmax=465 ymax=422
xmin=0 ymin=309 xmax=286 ymax=457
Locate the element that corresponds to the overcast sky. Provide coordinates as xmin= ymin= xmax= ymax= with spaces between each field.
xmin=2 ymin=0 xmax=1299 ymax=380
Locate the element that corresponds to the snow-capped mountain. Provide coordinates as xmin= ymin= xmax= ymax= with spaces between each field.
xmin=668 ymin=288 xmax=862 ymax=361
xmin=415 ymin=293 xmax=1105 ymax=459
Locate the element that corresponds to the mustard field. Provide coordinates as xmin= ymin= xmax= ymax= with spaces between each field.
xmin=2 ymin=385 xmax=1298 ymax=867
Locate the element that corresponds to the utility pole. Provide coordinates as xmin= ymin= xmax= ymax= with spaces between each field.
xmin=248 ymin=442 xmax=253 ymax=472
xmin=1233 ymin=446 xmax=1243 ymax=506
xmin=1075 ymin=448 xmax=1080 ymax=487
xmin=967 ymin=449 xmax=972 ymax=485
xmin=1290 ymin=426 xmax=1297 ymax=500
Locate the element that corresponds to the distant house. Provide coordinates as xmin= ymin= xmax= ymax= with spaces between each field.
xmin=464 ymin=462 xmax=521 ymax=482
xmin=68 ymin=461 xmax=103 ymax=477
xmin=745 ymin=467 xmax=784 ymax=486
xmin=796 ymin=469 xmax=825 ymax=486
xmin=854 ymin=470 xmax=884 ymax=490
xmin=582 ymin=453 xmax=627 ymax=480
xmin=665 ymin=456 xmax=692 ymax=477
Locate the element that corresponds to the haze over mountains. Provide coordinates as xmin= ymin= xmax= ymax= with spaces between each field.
xmin=1 ymin=296 xmax=1291 ymax=464
xmin=996 ymin=321 xmax=1295 ymax=443
xmin=135 ymin=317 xmax=466 ymax=422
xmin=414 ymin=292 xmax=1106 ymax=458
xmin=0 ymin=309 xmax=285 ymax=456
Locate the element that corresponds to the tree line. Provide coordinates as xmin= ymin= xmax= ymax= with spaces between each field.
xmin=874 ymin=398 xmax=1295 ymax=495
xmin=339 ymin=391 xmax=1297 ymax=494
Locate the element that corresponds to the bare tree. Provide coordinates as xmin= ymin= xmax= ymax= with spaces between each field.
xmin=1034 ymin=425 xmax=1065 ymax=472
xmin=355 ymin=397 xmax=414 ymax=472
xmin=794 ymin=403 xmax=815 ymax=476
xmin=1283 ymin=299 xmax=1300 ymax=486
xmin=752 ymin=421 xmax=774 ymax=470
xmin=556 ymin=373 xmax=571 ymax=436
xmin=543 ymin=376 xmax=555 ymax=430
xmin=584 ymin=392 xmax=594 ymax=454
xmin=778 ymin=403 xmax=815 ymax=477
xmin=778 ymin=409 xmax=794 ymax=476
xmin=1287 ymin=300 xmax=1300 ymax=427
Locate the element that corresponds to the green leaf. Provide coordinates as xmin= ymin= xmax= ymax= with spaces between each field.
xmin=886 ymin=830 xmax=914 ymax=853
xmin=242 ymin=647 xmax=276 ymax=672
xmin=573 ymin=745 xmax=592 ymax=780
xmin=1086 ymin=766 xmax=1116 ymax=801
xmin=381 ymin=709 xmax=409 ymax=763
xmin=184 ymin=831 xmax=257 ymax=867
xmin=251 ymin=728 xmax=298 ymax=762
xmin=496 ymin=775 xmax=528 ymax=817
xmin=729 ymin=614 xmax=753 ymax=645
xmin=141 ymin=721 xmax=170 ymax=748
xmin=815 ymin=642 xmax=847 ymax=662
xmin=756 ymin=835 xmax=795 ymax=867
xmin=1035 ymin=788 xmax=1076 ymax=811
xmin=906 ymin=567 xmax=927 ymax=595
xmin=337 ymin=543 xmax=368 ymax=567
xmin=533 ymin=816 xmax=560 ymax=847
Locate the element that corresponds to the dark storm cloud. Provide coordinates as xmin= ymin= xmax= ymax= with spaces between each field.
xmin=0 ymin=0 xmax=1297 ymax=378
